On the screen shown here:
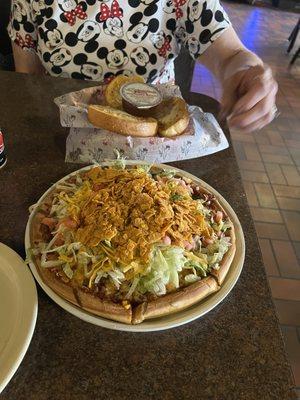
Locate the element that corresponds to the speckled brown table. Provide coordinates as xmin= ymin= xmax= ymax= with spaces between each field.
xmin=0 ymin=71 xmax=296 ymax=400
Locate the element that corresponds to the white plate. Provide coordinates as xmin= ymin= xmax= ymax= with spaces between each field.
xmin=25 ymin=161 xmax=245 ymax=332
xmin=0 ymin=243 xmax=37 ymax=392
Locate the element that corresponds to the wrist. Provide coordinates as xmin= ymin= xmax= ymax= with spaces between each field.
xmin=222 ymin=49 xmax=263 ymax=82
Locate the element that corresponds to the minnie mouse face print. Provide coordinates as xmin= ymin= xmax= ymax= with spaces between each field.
xmin=58 ymin=0 xmax=87 ymax=26
xmin=174 ymin=24 xmax=187 ymax=44
xmin=150 ymin=31 xmax=172 ymax=58
xmin=97 ymin=0 xmax=123 ymax=37
xmin=104 ymin=17 xmax=123 ymax=37
xmin=187 ymin=37 xmax=200 ymax=56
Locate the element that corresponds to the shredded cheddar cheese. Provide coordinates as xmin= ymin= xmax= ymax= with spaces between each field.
xmin=54 ymin=167 xmax=210 ymax=268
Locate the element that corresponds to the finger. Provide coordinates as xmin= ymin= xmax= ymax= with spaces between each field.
xmin=229 ymin=87 xmax=277 ymax=128
xmin=219 ymin=71 xmax=245 ymax=119
xmin=231 ymin=78 xmax=277 ymax=116
xmin=229 ymin=111 xmax=275 ymax=133
xmin=219 ymin=89 xmax=238 ymax=120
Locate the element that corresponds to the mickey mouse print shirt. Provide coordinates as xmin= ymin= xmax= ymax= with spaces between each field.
xmin=8 ymin=0 xmax=231 ymax=84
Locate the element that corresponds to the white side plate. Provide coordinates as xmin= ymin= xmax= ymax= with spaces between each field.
xmin=0 ymin=243 xmax=37 ymax=392
xmin=25 ymin=161 xmax=245 ymax=332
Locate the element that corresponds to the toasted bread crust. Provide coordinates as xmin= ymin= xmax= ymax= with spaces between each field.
xmin=105 ymin=75 xmax=145 ymax=109
xmin=88 ymin=105 xmax=158 ymax=137
xmin=155 ymin=97 xmax=190 ymax=137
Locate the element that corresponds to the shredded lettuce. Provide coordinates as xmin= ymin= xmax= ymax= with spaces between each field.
xmin=137 ymin=246 xmax=186 ymax=296
xmin=126 ymin=276 xmax=140 ymax=299
xmin=63 ymin=264 xmax=74 ymax=279
xmin=113 ymin=149 xmax=126 ymax=169
xmin=185 ymin=274 xmax=200 ymax=283
xmin=40 ymin=253 xmax=65 ymax=268
xmin=137 ymin=164 xmax=152 ymax=174
xmin=159 ymin=169 xmax=176 ymax=178
xmin=108 ymin=268 xmax=125 ymax=289
xmin=203 ymin=237 xmax=231 ymax=269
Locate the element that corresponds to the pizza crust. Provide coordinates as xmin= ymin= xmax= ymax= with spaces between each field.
xmin=132 ymin=277 xmax=219 ymax=324
xmin=194 ymin=186 xmax=236 ymax=286
xmin=210 ymin=226 xmax=236 ymax=285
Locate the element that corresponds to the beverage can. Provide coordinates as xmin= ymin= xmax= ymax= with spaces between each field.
xmin=0 ymin=130 xmax=7 ymax=169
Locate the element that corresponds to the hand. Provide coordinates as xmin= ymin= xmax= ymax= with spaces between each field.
xmin=220 ymin=64 xmax=278 ymax=133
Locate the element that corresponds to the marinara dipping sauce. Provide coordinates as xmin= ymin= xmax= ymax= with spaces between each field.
xmin=120 ymin=83 xmax=162 ymax=117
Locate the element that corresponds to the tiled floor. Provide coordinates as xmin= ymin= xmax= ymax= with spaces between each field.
xmin=190 ymin=1 xmax=300 ymax=391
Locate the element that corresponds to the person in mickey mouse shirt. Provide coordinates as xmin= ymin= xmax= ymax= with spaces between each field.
xmin=8 ymin=0 xmax=278 ymax=133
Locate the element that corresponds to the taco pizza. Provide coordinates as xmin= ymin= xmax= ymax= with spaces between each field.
xmin=27 ymin=163 xmax=236 ymax=324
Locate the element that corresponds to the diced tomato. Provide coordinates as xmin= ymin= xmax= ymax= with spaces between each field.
xmin=59 ymin=218 xmax=77 ymax=229
xmin=41 ymin=217 xmax=56 ymax=230
xmin=93 ymin=183 xmax=104 ymax=191
xmin=54 ymin=233 xmax=64 ymax=246
xmin=163 ymin=236 xmax=172 ymax=245
xmin=184 ymin=241 xmax=194 ymax=251
xmin=214 ymin=211 xmax=223 ymax=223
xmin=202 ymin=237 xmax=214 ymax=246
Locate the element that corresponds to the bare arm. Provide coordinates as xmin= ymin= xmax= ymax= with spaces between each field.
xmin=199 ymin=26 xmax=262 ymax=83
xmin=198 ymin=26 xmax=278 ymax=132
xmin=12 ymin=43 xmax=45 ymax=74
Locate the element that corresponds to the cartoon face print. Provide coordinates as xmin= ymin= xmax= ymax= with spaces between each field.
xmin=59 ymin=0 xmax=87 ymax=25
xmin=64 ymin=20 xmax=100 ymax=52
xmin=150 ymin=31 xmax=172 ymax=58
xmin=174 ymin=24 xmax=187 ymax=44
xmin=163 ymin=0 xmax=175 ymax=14
xmin=118 ymin=69 xmax=134 ymax=77
xmin=81 ymin=63 xmax=103 ymax=80
xmin=97 ymin=39 xmax=128 ymax=70
xmin=127 ymin=14 xmax=159 ymax=44
xmin=32 ymin=0 xmax=45 ymax=16
xmin=104 ymin=18 xmax=123 ymax=37
xmin=50 ymin=48 xmax=72 ymax=66
xmin=150 ymin=31 xmax=165 ymax=49
xmin=13 ymin=0 xmax=29 ymax=22
xmin=107 ymin=49 xmax=128 ymax=69
xmin=77 ymin=21 xmax=100 ymax=42
xmin=45 ymin=29 xmax=64 ymax=50
xmin=59 ymin=0 xmax=77 ymax=12
xmin=128 ymin=0 xmax=159 ymax=15
xmin=187 ymin=37 xmax=200 ymax=56
xmin=187 ymin=0 xmax=201 ymax=22
xmin=97 ymin=0 xmax=123 ymax=37
xmin=127 ymin=23 xmax=147 ymax=43
xmin=131 ymin=47 xmax=149 ymax=67
xmin=130 ymin=47 xmax=157 ymax=75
